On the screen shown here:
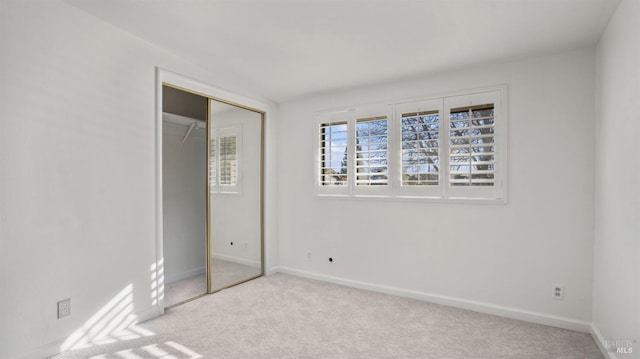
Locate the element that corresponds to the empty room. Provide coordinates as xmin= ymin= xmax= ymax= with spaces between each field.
xmin=0 ymin=0 xmax=637 ymax=358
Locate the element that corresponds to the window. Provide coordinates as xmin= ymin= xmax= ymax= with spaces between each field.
xmin=210 ymin=127 xmax=241 ymax=193
xmin=355 ymin=116 xmax=388 ymax=186
xmin=443 ymin=90 xmax=503 ymax=199
xmin=448 ymin=104 xmax=495 ymax=187
xmin=316 ymin=87 xmax=505 ymax=201
xmin=317 ymin=105 xmax=392 ymax=195
xmin=320 ymin=122 xmax=348 ymax=186
xmin=401 ymin=110 xmax=440 ymax=186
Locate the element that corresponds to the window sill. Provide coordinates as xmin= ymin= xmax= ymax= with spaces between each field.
xmin=315 ymin=193 xmax=507 ymax=205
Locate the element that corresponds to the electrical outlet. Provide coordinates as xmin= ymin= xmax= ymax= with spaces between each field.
xmin=552 ymin=284 xmax=564 ymax=300
xmin=307 ymin=252 xmax=312 ymax=261
xmin=57 ymin=299 xmax=71 ymax=319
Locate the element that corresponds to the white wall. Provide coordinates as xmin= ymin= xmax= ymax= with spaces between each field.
xmin=0 ymin=1 xmax=276 ymax=357
xmin=593 ymin=0 xmax=639 ymax=355
xmin=162 ymin=120 xmax=206 ymax=282
xmin=277 ymin=49 xmax=596 ymax=331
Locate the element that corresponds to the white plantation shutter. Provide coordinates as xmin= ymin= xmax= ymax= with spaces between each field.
xmin=355 ymin=115 xmax=388 ymax=186
xmin=320 ymin=121 xmax=349 ymax=186
xmin=448 ymin=104 xmax=496 ymax=186
xmin=444 ymin=90 xmax=504 ymax=200
xmin=316 ymin=87 xmax=505 ymax=201
xmin=395 ymin=98 xmax=444 ymax=197
xmin=210 ymin=127 xmax=241 ymax=194
xmin=219 ymin=135 xmax=237 ymax=185
xmin=401 ymin=110 xmax=439 ymax=186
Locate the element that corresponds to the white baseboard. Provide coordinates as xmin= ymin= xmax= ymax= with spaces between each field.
xmin=136 ymin=306 xmax=162 ymax=324
xmin=591 ymin=324 xmax=618 ymax=359
xmin=211 ymin=253 xmax=261 ymax=268
xmin=276 ymin=266 xmax=592 ymax=333
xmin=165 ymin=266 xmax=206 ymax=284
xmin=266 ymin=266 xmax=280 ymax=276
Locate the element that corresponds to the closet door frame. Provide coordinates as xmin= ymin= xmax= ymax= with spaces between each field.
xmin=155 ymin=68 xmax=269 ymax=313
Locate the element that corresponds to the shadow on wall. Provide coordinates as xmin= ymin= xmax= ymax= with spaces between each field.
xmin=55 ymin=260 xmax=202 ymax=358
xmin=59 ymin=283 xmax=153 ymax=351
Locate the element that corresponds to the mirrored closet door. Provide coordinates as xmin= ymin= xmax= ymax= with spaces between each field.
xmin=162 ymin=84 xmax=264 ymax=310
xmin=208 ymin=99 xmax=263 ymax=292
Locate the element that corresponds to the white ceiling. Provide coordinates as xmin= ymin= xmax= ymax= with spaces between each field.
xmin=66 ymin=0 xmax=619 ymax=103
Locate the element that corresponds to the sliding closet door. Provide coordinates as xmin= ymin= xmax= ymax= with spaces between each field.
xmin=208 ymin=100 xmax=263 ymax=292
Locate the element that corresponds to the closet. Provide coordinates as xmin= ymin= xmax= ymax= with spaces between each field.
xmin=161 ymin=85 xmax=264 ymax=308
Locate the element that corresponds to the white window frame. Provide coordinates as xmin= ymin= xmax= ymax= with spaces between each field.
xmin=315 ymin=86 xmax=507 ymax=203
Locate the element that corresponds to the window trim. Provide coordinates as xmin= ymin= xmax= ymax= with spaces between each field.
xmin=315 ymin=86 xmax=507 ymax=203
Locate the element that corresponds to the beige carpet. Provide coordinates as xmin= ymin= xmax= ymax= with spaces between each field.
xmin=51 ymin=274 xmax=604 ymax=359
